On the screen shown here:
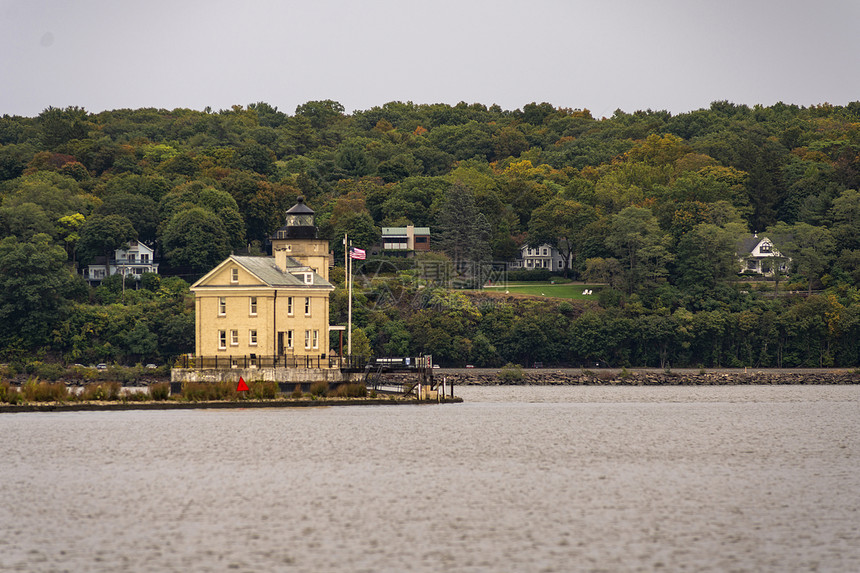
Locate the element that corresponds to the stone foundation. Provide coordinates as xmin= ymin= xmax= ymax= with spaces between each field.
xmin=171 ymin=367 xmax=352 ymax=384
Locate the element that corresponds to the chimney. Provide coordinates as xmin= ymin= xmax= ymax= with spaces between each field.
xmin=274 ymin=246 xmax=291 ymax=272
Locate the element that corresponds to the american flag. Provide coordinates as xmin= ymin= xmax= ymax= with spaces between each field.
xmin=349 ymin=247 xmax=366 ymax=260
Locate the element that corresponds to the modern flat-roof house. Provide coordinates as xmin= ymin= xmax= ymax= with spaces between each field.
xmin=188 ymin=197 xmax=335 ymax=365
xmin=512 ymin=244 xmax=571 ymax=272
xmin=738 ymin=234 xmax=790 ymax=276
xmin=381 ymin=225 xmax=430 ymax=255
xmin=83 ymin=240 xmax=158 ymax=283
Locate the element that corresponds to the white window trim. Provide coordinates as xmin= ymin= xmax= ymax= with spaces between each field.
xmin=249 ymin=330 xmax=257 ymax=346
xmin=231 ymin=268 xmax=239 ymax=283
xmin=218 ymin=297 xmax=226 ymax=316
xmin=249 ymin=296 xmax=257 ymax=316
xmin=218 ymin=330 xmax=226 ymax=350
xmin=287 ymin=296 xmax=294 ymax=316
xmin=312 ymin=330 xmax=319 ymax=350
xmin=230 ymin=330 xmax=239 ymax=346
xmin=287 ymin=330 xmax=294 ymax=349
xmin=305 ymin=297 xmax=311 ymax=316
xmin=304 ymin=330 xmax=311 ymax=350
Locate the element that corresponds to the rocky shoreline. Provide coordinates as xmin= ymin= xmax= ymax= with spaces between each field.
xmin=442 ymin=369 xmax=860 ymax=386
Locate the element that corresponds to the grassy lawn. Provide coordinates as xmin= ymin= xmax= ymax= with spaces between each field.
xmin=481 ymin=282 xmax=602 ymax=299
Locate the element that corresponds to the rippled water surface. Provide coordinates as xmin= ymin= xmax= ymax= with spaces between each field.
xmin=1 ymin=385 xmax=859 ymax=572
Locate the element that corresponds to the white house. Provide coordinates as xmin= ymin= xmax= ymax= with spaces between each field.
xmin=738 ymin=234 xmax=789 ymax=276
xmin=513 ymin=244 xmax=572 ymax=271
xmin=84 ymin=240 xmax=159 ymax=283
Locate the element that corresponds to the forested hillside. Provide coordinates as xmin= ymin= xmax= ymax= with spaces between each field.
xmin=2 ymin=100 xmax=860 ymax=368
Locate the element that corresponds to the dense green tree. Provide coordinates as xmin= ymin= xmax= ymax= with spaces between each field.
xmin=427 ymin=121 xmax=495 ymax=161
xmin=0 ymin=143 xmax=35 ymax=181
xmin=605 ymin=207 xmax=673 ymax=293
xmin=335 ymin=140 xmax=375 ymax=177
xmin=674 ymin=222 xmax=746 ymax=288
xmin=829 ymin=188 xmax=860 ymax=250
xmin=123 ymin=321 xmax=158 ymax=363
xmin=435 ymin=183 xmax=491 ymax=281
xmin=334 ymin=212 xmax=379 ymax=260
xmin=1 ymin=172 xmax=93 ymax=227
xmin=0 ymin=233 xmax=83 ymax=347
xmin=767 ymin=222 xmax=836 ymax=294
xmin=0 ymin=202 xmax=54 ymax=240
xmin=160 ymin=207 xmax=231 ymax=272
xmin=38 ymin=106 xmax=89 ymax=150
xmin=95 ymin=193 xmax=159 ymax=244
xmin=77 ymin=214 xmax=138 ymax=264
xmin=233 ymin=141 xmax=275 ymax=176
xmin=295 ymin=100 xmax=345 ymax=129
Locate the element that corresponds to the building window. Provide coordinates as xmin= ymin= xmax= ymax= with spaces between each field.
xmin=558 ymin=260 xmax=563 ymax=268
xmin=305 ymin=297 xmax=311 ymax=316
xmin=141 ymin=253 xmax=149 ymax=263
xmin=230 ymin=330 xmax=239 ymax=346
xmin=231 ymin=268 xmax=239 ymax=283
xmin=304 ymin=273 xmax=313 ymax=285
xmin=305 ymin=330 xmax=311 ymax=349
xmin=313 ymin=330 xmax=319 ymax=349
xmin=287 ymin=296 xmax=293 ymax=316
xmin=218 ymin=297 xmax=226 ymax=316
xmin=542 ymin=248 xmax=548 ymax=256
xmin=249 ymin=296 xmax=257 ymax=316
xmin=287 ymin=330 xmax=294 ymax=349
xmin=249 ymin=330 xmax=257 ymax=346
xmin=760 ymin=243 xmax=772 ymax=253
xmin=219 ymin=331 xmax=226 ymax=350
xmin=747 ymin=260 xmax=758 ymax=270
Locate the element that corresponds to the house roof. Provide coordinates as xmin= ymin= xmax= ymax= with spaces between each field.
xmin=738 ymin=235 xmax=762 ymax=254
xmin=382 ymin=226 xmax=431 ymax=236
xmin=285 ymin=196 xmax=314 ymax=215
xmin=191 ymin=255 xmax=333 ymax=290
xmin=738 ymin=234 xmax=782 ymax=255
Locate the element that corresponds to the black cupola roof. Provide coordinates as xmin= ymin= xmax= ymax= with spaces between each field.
xmin=272 ymin=196 xmax=318 ymax=240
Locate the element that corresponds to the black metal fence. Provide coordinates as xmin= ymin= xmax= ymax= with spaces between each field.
xmin=175 ymin=354 xmax=369 ymax=370
xmin=174 ymin=355 xmax=434 ymax=373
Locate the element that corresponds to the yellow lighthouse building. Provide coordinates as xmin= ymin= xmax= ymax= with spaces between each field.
xmin=187 ymin=197 xmax=335 ymax=369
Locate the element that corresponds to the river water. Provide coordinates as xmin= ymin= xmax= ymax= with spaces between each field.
xmin=1 ymin=385 xmax=858 ymax=572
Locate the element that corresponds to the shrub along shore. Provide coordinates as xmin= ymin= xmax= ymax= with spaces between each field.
xmin=0 ymin=378 xmax=461 ymax=412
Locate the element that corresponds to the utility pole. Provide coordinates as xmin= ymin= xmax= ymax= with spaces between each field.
xmin=347 ymin=238 xmax=353 ymax=358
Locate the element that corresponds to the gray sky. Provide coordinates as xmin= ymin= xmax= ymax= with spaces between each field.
xmin=2 ymin=0 xmax=858 ymax=118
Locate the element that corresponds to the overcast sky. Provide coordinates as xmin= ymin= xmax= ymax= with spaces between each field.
xmin=2 ymin=0 xmax=859 ymax=119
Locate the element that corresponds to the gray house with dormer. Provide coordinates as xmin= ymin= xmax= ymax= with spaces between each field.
xmin=738 ymin=234 xmax=789 ymax=276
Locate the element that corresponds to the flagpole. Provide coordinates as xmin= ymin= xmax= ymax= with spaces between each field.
xmin=347 ymin=240 xmax=353 ymax=358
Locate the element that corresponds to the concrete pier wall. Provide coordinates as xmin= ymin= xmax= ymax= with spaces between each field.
xmin=171 ymin=367 xmax=351 ymax=384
